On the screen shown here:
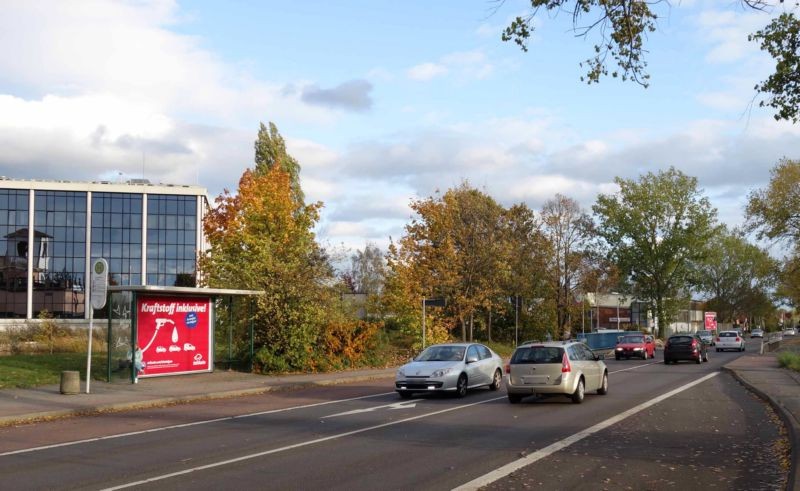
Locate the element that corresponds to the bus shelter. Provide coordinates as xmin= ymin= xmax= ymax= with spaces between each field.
xmin=104 ymin=285 xmax=262 ymax=383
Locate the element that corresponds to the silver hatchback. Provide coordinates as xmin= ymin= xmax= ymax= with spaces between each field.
xmin=506 ymin=341 xmax=608 ymax=404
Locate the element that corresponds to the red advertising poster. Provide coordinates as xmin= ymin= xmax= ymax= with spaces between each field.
xmin=704 ymin=311 xmax=717 ymax=331
xmin=136 ymin=295 xmax=213 ymax=377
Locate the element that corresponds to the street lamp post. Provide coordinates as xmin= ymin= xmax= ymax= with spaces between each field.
xmin=612 ymin=291 xmax=621 ymax=330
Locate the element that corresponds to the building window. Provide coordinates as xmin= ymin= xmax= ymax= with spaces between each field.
xmin=91 ymin=193 xmax=142 ymax=287
xmin=0 ymin=190 xmax=30 ymax=318
xmin=32 ymin=191 xmax=87 ymax=319
xmin=146 ymin=195 xmax=196 ymax=286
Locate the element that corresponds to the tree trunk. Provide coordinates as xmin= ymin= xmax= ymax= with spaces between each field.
xmin=488 ymin=309 xmax=493 ymax=342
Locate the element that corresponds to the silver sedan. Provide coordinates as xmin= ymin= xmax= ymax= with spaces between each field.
xmin=395 ymin=343 xmax=504 ymax=399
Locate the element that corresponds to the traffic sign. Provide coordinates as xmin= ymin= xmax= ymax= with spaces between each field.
xmin=90 ymin=258 xmax=108 ymax=309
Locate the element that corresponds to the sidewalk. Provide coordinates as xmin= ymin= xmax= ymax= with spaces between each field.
xmin=0 ymin=367 xmax=396 ymax=427
xmin=722 ymin=351 xmax=800 ymax=490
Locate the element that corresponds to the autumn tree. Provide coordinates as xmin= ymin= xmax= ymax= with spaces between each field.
xmin=385 ymin=183 xmax=507 ymax=344
xmin=502 ymin=203 xmax=551 ymax=342
xmin=200 ymin=124 xmax=331 ymax=372
xmin=593 ymin=167 xmax=718 ymax=337
xmin=500 ymin=1 xmax=799 ymax=122
xmin=540 ymin=194 xmax=595 ymax=339
xmin=695 ymin=227 xmax=778 ymax=323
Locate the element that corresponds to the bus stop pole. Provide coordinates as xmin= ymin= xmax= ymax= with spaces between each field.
xmin=248 ymin=299 xmax=254 ymax=372
xmin=130 ymin=291 xmax=138 ymax=384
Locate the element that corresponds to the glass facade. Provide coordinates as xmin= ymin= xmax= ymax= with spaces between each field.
xmin=0 ymin=183 xmax=203 ymax=320
xmin=91 ymin=193 xmax=143 ymax=286
xmin=0 ymin=190 xmax=30 ymax=317
xmin=146 ymin=195 xmax=197 ymax=287
xmin=32 ymin=191 xmax=87 ymax=318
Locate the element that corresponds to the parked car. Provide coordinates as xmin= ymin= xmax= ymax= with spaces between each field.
xmin=750 ymin=328 xmax=764 ymax=338
xmin=506 ymin=341 xmax=608 ymax=404
xmin=664 ymin=334 xmax=709 ymax=364
xmin=395 ymin=343 xmax=503 ymax=399
xmin=696 ymin=330 xmax=715 ymax=346
xmin=783 ymin=327 xmax=797 ymax=336
xmin=716 ymin=330 xmax=746 ymax=352
xmin=614 ymin=334 xmax=656 ymax=360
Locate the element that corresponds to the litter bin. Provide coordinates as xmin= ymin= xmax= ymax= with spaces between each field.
xmin=60 ymin=370 xmax=80 ymax=394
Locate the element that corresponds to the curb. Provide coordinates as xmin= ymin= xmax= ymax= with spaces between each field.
xmin=723 ymin=365 xmax=800 ymax=490
xmin=0 ymin=372 xmax=394 ymax=428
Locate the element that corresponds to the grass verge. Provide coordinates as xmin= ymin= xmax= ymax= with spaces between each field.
xmin=0 ymin=353 xmax=109 ymax=389
xmin=777 ymin=351 xmax=800 ymax=372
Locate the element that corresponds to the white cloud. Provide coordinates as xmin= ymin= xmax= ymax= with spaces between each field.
xmin=407 ymin=49 xmax=496 ymax=81
xmin=407 ymin=62 xmax=448 ymax=81
xmin=695 ymin=10 xmax=767 ymax=64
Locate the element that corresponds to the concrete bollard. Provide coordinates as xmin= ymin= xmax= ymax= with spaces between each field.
xmin=60 ymin=370 xmax=80 ymax=395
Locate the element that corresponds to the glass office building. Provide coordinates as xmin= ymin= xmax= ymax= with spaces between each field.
xmin=0 ymin=178 xmax=207 ymax=319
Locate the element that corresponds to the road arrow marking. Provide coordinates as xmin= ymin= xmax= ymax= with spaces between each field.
xmin=322 ymin=401 xmax=417 ymax=418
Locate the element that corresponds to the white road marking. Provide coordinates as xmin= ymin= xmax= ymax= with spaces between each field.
xmin=101 ymin=396 xmax=507 ymax=490
xmin=0 ymin=391 xmax=395 ymax=457
xmin=608 ymin=361 xmax=663 ymax=374
xmin=322 ymin=401 xmax=417 ymax=418
xmin=452 ymin=372 xmax=720 ymax=490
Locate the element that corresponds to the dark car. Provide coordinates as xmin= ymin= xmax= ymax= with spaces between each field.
xmin=664 ymin=334 xmax=709 ymax=364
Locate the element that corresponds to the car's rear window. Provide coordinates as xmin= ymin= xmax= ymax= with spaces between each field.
xmin=620 ymin=336 xmax=644 ymax=344
xmin=511 ymin=346 xmax=564 ymax=364
xmin=697 ymin=330 xmax=711 ymax=336
xmin=669 ymin=336 xmax=694 ymax=344
xmin=720 ymin=332 xmax=738 ymax=338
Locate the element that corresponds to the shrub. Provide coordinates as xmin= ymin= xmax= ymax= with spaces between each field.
xmin=778 ymin=351 xmax=800 ymax=372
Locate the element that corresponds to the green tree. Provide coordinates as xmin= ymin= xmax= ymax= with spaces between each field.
xmin=746 ymin=158 xmax=800 ymax=245
xmin=501 ymin=1 xmax=798 ymax=121
xmin=696 ymin=227 xmax=778 ymax=323
xmin=749 ymin=13 xmax=800 ymax=123
xmin=593 ymin=167 xmax=718 ymax=337
xmin=254 ymin=122 xmax=304 ymax=205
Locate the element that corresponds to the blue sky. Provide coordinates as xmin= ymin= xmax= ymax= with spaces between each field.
xmin=1 ymin=0 xmax=798 ymax=255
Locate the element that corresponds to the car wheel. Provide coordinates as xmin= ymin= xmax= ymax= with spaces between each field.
xmin=489 ymin=369 xmax=502 ymax=391
xmin=597 ymin=372 xmax=608 ymax=395
xmin=455 ymin=374 xmax=468 ymax=398
xmin=398 ymin=391 xmax=413 ymax=399
xmin=571 ymin=378 xmax=585 ymax=404
xmin=508 ymin=394 xmax=522 ymax=404
xmin=716 ymin=348 xmax=720 ymax=352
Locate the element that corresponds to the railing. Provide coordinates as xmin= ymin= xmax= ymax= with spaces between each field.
xmin=761 ymin=331 xmax=783 ymax=354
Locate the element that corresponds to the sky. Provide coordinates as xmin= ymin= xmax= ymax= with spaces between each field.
xmin=1 ymin=0 xmax=799 ymax=257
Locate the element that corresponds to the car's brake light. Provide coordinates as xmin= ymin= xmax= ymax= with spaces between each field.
xmin=561 ymin=352 xmax=571 ymax=373
xmin=504 ymin=363 xmax=510 ymax=374
xmin=735 ymin=337 xmax=741 ymax=342
xmin=716 ymin=337 xmax=721 ymax=342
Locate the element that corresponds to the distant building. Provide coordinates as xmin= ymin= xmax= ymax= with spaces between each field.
xmin=0 ymin=178 xmax=208 ymax=320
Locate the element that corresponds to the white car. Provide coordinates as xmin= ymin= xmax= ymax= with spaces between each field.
xmin=715 ymin=331 xmax=745 ymax=352
xmin=783 ymin=327 xmax=796 ymax=336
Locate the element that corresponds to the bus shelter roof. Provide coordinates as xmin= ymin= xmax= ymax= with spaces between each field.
xmin=106 ymin=285 xmax=263 ymax=296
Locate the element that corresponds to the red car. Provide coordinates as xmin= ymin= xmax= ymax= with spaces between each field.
xmin=614 ymin=334 xmax=656 ymax=360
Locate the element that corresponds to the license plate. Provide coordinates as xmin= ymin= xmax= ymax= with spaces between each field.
xmin=522 ymin=375 xmax=549 ymax=385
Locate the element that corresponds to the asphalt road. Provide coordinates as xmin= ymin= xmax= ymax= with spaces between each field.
xmin=0 ymin=338 xmax=788 ymax=490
